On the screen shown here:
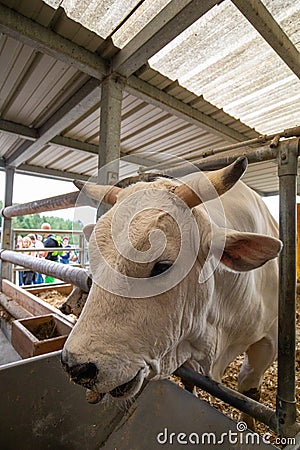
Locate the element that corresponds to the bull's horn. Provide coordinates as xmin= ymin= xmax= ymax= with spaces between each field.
xmin=174 ymin=157 xmax=248 ymax=208
xmin=73 ymin=180 xmax=122 ymax=205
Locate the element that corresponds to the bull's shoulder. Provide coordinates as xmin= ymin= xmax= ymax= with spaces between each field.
xmin=212 ymin=181 xmax=278 ymax=235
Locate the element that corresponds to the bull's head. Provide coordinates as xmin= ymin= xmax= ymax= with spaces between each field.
xmin=61 ymin=158 xmax=282 ymax=402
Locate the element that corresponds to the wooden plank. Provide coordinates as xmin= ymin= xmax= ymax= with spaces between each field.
xmin=1 ymin=280 xmax=75 ymax=325
xmin=27 ymin=284 xmax=73 ymax=296
xmin=0 ymin=292 xmax=32 ymax=320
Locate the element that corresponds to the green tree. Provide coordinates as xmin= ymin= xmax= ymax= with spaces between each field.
xmin=11 ymin=213 xmax=83 ymax=245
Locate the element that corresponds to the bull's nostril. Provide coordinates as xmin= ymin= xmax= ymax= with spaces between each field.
xmin=66 ymin=362 xmax=98 ymax=386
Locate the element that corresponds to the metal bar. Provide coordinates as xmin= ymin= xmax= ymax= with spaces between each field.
xmin=1 ymin=191 xmax=97 ymax=219
xmin=155 ymin=140 xmax=284 ymax=178
xmin=0 ymin=250 xmax=91 ymax=293
xmin=113 ymin=0 xmax=223 ymax=77
xmin=175 ymin=366 xmax=277 ymax=431
xmin=14 ymin=163 xmax=91 ymax=183
xmin=231 ymin=0 xmax=300 ymax=80
xmin=276 ymin=139 xmax=300 ymax=437
xmin=139 ymin=126 xmax=300 ymax=172
xmin=14 ymin=248 xmax=80 ymax=253
xmin=13 ymin=228 xmax=83 ymax=234
xmin=0 ymin=168 xmax=15 ymax=282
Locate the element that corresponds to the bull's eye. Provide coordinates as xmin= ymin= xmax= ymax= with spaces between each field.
xmin=150 ymin=262 xmax=172 ymax=277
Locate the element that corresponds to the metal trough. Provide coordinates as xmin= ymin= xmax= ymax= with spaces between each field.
xmin=0 ymin=353 xmax=279 ymax=449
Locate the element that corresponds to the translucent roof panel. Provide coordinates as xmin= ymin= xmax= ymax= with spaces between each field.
xmin=43 ymin=0 xmax=172 ymax=42
xmin=112 ymin=0 xmax=172 ymax=47
xmin=149 ymin=0 xmax=300 ymax=135
xmin=44 ymin=0 xmax=142 ymax=38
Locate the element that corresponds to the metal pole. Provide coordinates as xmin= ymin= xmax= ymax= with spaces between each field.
xmin=175 ymin=366 xmax=277 ymax=431
xmin=146 ymin=138 xmax=296 ymax=178
xmin=139 ymin=127 xmax=300 ymax=172
xmin=1 ymin=167 xmax=15 ymax=282
xmin=2 ymin=191 xmax=97 ymax=219
xmin=97 ymin=75 xmax=123 ymax=218
xmin=276 ymin=138 xmax=300 ymax=437
xmin=0 ymin=250 xmax=92 ymax=292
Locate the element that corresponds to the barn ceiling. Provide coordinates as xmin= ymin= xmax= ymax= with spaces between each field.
xmin=0 ymin=0 xmax=299 ymax=195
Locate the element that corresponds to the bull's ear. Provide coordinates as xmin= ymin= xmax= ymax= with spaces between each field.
xmin=83 ymin=224 xmax=95 ymax=243
xmin=218 ymin=231 xmax=282 ymax=271
xmin=73 ymin=180 xmax=122 ymax=205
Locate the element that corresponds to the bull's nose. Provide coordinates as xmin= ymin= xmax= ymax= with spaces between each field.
xmin=63 ymin=360 xmax=98 ymax=387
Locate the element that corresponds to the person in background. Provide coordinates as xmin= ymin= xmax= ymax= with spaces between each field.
xmin=71 ymin=250 xmax=79 ymax=265
xmin=21 ymin=236 xmax=36 ymax=285
xmin=60 ymin=236 xmax=71 ymax=265
xmin=40 ymin=222 xmax=60 ymax=284
xmin=27 ymin=234 xmax=38 ymax=283
xmin=27 ymin=233 xmax=44 ymax=284
xmin=16 ymin=235 xmax=24 ymax=286
xmin=35 ymin=234 xmax=45 ymax=284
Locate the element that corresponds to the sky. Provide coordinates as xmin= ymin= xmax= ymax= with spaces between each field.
xmin=0 ymin=169 xmax=282 ymax=225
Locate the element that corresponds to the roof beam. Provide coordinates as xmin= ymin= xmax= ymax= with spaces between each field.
xmin=231 ymin=0 xmax=300 ymax=80
xmin=0 ymin=2 xmax=108 ymax=80
xmin=17 ymin=164 xmax=91 ymax=182
xmin=51 ymin=135 xmax=157 ymax=167
xmin=0 ymin=119 xmax=38 ymax=140
xmin=0 ymin=158 xmax=89 ymax=182
xmin=6 ymin=78 xmax=101 ymax=167
xmin=126 ymin=75 xmax=252 ymax=143
xmin=112 ymin=0 xmax=223 ymax=77
xmin=0 ymin=119 xmax=156 ymax=168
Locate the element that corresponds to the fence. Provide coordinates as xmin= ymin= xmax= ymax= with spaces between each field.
xmin=0 ymin=189 xmax=94 ymax=290
xmin=0 ymin=135 xmax=299 ymax=440
xmin=11 ymin=227 xmax=87 ymax=286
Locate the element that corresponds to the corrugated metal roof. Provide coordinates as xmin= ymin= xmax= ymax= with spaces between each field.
xmin=0 ymin=0 xmax=299 ymax=195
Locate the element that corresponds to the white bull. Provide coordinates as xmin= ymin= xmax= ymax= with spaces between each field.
xmin=61 ymin=158 xmax=281 ymax=427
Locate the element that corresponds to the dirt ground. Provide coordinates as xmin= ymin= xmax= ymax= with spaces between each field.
xmin=38 ymin=288 xmax=299 ymax=447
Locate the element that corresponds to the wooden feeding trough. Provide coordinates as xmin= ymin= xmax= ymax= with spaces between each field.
xmin=11 ymin=313 xmax=73 ymax=358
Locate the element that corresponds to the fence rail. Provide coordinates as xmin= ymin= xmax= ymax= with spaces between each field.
xmin=0 ymin=250 xmax=91 ymax=292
